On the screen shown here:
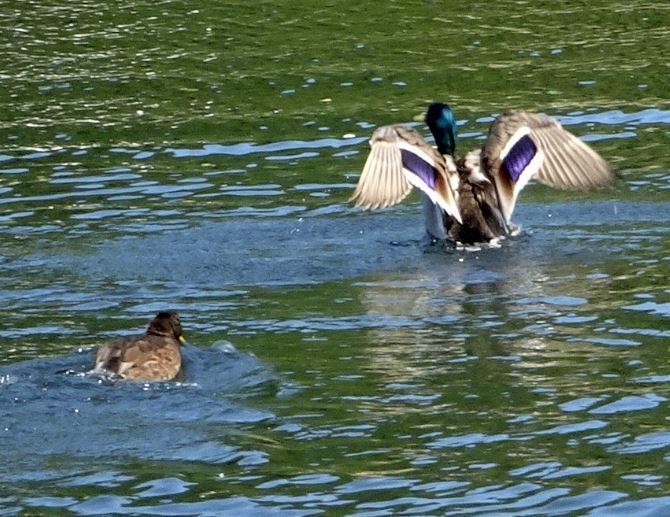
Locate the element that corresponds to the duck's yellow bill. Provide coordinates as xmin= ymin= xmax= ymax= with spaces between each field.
xmin=179 ymin=335 xmax=187 ymax=344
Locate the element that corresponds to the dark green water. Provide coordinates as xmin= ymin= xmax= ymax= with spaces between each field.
xmin=2 ymin=1 xmax=670 ymax=515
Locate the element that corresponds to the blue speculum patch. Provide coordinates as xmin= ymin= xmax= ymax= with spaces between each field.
xmin=401 ymin=149 xmax=436 ymax=188
xmin=503 ymin=134 xmax=537 ymax=182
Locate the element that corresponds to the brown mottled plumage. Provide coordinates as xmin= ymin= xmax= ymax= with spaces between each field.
xmin=444 ymin=156 xmax=509 ymax=244
xmin=351 ymin=103 xmax=615 ymax=244
xmin=94 ymin=311 xmax=185 ymax=381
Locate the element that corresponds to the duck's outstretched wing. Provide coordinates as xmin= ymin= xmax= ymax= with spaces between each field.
xmin=483 ymin=111 xmax=615 ymax=222
xmin=350 ymin=125 xmax=461 ymax=223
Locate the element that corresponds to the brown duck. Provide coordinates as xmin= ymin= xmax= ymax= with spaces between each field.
xmin=350 ymin=103 xmax=615 ymax=244
xmin=94 ymin=311 xmax=186 ymax=381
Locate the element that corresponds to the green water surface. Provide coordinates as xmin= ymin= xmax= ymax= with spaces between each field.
xmin=2 ymin=0 xmax=670 ymax=515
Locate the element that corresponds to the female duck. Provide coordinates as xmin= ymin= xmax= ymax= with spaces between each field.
xmin=350 ymin=103 xmax=615 ymax=244
xmin=94 ymin=311 xmax=186 ymax=381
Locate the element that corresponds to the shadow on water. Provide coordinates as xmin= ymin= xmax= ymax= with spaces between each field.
xmin=0 ymin=342 xmax=275 ymax=483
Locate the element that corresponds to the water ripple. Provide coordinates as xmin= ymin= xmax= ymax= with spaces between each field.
xmin=166 ymin=137 xmax=367 ymax=158
xmin=3 ymin=1 xmax=670 ymax=512
xmin=589 ymin=394 xmax=666 ymax=415
xmin=608 ymin=432 xmax=670 ymax=455
xmin=0 ymin=342 xmax=275 ymax=481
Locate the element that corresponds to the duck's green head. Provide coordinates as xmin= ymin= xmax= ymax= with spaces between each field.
xmin=425 ymin=103 xmax=457 ymax=156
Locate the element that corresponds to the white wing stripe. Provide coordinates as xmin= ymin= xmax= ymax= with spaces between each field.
xmin=403 ymin=168 xmax=457 ymax=218
xmin=500 ymin=126 xmax=531 ymax=159
xmin=397 ymin=140 xmax=437 ymax=168
xmin=513 ymin=150 xmax=544 ymax=197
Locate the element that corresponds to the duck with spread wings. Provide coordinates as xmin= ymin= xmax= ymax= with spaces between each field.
xmin=350 ymin=103 xmax=615 ymax=244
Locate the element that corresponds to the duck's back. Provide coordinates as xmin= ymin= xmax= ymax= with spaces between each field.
xmin=439 ymin=164 xmax=507 ymax=244
xmin=95 ymin=333 xmax=181 ymax=381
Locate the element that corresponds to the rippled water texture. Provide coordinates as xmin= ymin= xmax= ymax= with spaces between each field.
xmin=2 ymin=0 xmax=670 ymax=515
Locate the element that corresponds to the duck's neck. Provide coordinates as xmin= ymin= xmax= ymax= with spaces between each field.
xmin=425 ymin=103 xmax=457 ymax=156
xmin=147 ymin=322 xmax=172 ymax=338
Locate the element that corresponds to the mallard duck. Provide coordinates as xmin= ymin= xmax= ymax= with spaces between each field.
xmin=350 ymin=103 xmax=615 ymax=244
xmin=94 ymin=311 xmax=186 ymax=381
